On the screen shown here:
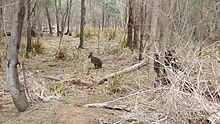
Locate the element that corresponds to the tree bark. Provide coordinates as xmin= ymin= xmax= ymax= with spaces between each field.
xmin=65 ymin=0 xmax=73 ymax=35
xmin=36 ymin=0 xmax=42 ymax=43
xmin=55 ymin=0 xmax=60 ymax=36
xmin=26 ymin=0 xmax=32 ymax=58
xmin=6 ymin=0 xmax=29 ymax=112
xmin=148 ymin=0 xmax=160 ymax=87
xmin=0 ymin=0 xmax=3 ymax=38
xmin=45 ymin=1 xmax=53 ymax=35
xmin=160 ymin=0 xmax=175 ymax=68
xmin=58 ymin=0 xmax=69 ymax=51
xmin=139 ymin=0 xmax=145 ymax=61
xmin=133 ymin=0 xmax=139 ymax=49
xmin=78 ymin=0 xmax=85 ymax=49
xmin=198 ymin=0 xmax=205 ymax=56
xmin=126 ymin=0 xmax=134 ymax=50
xmin=102 ymin=7 xmax=105 ymax=30
xmin=157 ymin=0 xmax=175 ymax=84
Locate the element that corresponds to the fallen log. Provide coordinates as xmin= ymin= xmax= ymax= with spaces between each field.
xmin=97 ymin=59 xmax=147 ymax=85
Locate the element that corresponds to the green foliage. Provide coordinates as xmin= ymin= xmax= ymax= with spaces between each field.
xmin=48 ymin=82 xmax=69 ymax=96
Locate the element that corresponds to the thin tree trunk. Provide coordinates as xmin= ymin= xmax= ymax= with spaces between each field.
xmin=58 ymin=0 xmax=69 ymax=51
xmin=55 ymin=0 xmax=60 ymax=36
xmin=160 ymin=0 xmax=175 ymax=66
xmin=0 ymin=0 xmax=2 ymax=38
xmin=127 ymin=0 xmax=134 ymax=50
xmin=6 ymin=0 xmax=29 ymax=112
xmin=65 ymin=0 xmax=73 ymax=35
xmin=45 ymin=3 xmax=53 ymax=35
xmin=198 ymin=0 xmax=205 ymax=56
xmin=97 ymin=20 xmax=101 ymax=54
xmin=36 ymin=0 xmax=41 ymax=43
xmin=148 ymin=0 xmax=160 ymax=87
xmin=102 ymin=8 xmax=105 ymax=30
xmin=78 ymin=0 xmax=85 ymax=49
xmin=26 ymin=0 xmax=32 ymax=58
xmin=106 ymin=14 xmax=110 ymax=29
xmin=158 ymin=0 xmax=175 ymax=84
xmin=139 ymin=0 xmax=145 ymax=61
xmin=133 ymin=0 xmax=139 ymax=49
xmin=124 ymin=2 xmax=128 ymax=30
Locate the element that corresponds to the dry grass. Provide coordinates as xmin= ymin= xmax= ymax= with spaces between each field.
xmin=109 ymin=41 xmax=220 ymax=123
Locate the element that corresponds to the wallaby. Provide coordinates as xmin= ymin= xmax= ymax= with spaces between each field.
xmin=88 ymin=52 xmax=102 ymax=69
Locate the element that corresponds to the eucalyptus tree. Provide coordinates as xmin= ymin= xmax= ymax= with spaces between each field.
xmin=6 ymin=0 xmax=29 ymax=112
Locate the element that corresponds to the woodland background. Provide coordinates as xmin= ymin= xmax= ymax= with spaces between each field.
xmin=0 ymin=0 xmax=220 ymax=123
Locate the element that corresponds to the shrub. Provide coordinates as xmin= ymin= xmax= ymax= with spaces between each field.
xmin=55 ymin=47 xmax=67 ymax=60
xmin=32 ymin=40 xmax=44 ymax=55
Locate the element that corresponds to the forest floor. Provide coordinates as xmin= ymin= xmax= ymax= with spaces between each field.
xmin=0 ymin=34 xmax=152 ymax=124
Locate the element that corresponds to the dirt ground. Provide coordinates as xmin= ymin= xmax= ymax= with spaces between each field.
xmin=0 ymin=35 xmax=145 ymax=124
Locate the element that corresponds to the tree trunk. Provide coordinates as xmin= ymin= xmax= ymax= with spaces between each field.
xmin=198 ymin=0 xmax=205 ymax=56
xmin=26 ymin=0 xmax=32 ymax=58
xmin=58 ymin=0 xmax=69 ymax=51
xmin=65 ymin=0 xmax=73 ymax=35
xmin=127 ymin=0 xmax=134 ymax=50
xmin=139 ymin=0 xmax=145 ymax=61
xmin=36 ymin=0 xmax=42 ymax=43
xmin=157 ymin=0 xmax=175 ymax=84
xmin=106 ymin=14 xmax=110 ymax=29
xmin=78 ymin=0 xmax=85 ymax=49
xmin=160 ymin=0 xmax=175 ymax=67
xmin=0 ymin=0 xmax=2 ymax=38
xmin=55 ymin=0 xmax=60 ymax=36
xmin=133 ymin=0 xmax=139 ymax=49
xmin=6 ymin=0 xmax=29 ymax=112
xmin=102 ymin=8 xmax=105 ymax=30
xmin=148 ymin=0 xmax=160 ymax=87
xmin=45 ymin=2 xmax=53 ymax=35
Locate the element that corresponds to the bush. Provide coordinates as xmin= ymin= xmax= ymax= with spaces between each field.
xmin=32 ymin=40 xmax=44 ymax=55
xmin=55 ymin=47 xmax=67 ymax=60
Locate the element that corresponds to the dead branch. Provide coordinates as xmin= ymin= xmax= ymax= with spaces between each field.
xmin=84 ymin=103 xmax=131 ymax=112
xmin=97 ymin=59 xmax=147 ymax=85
